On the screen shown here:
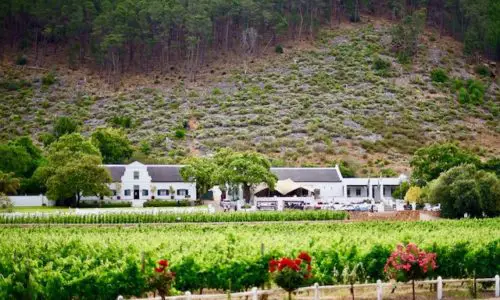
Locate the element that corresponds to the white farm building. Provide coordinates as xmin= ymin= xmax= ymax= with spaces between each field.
xmin=98 ymin=162 xmax=406 ymax=207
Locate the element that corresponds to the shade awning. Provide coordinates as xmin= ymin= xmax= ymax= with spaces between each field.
xmin=253 ymin=179 xmax=314 ymax=195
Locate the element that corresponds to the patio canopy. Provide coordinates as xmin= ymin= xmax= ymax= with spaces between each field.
xmin=253 ymin=178 xmax=314 ymax=196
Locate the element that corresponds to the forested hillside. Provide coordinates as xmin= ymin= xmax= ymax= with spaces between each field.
xmin=1 ymin=0 xmax=499 ymax=76
xmin=0 ymin=0 xmax=499 ymax=174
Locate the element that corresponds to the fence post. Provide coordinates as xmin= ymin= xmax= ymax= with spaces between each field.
xmin=495 ymin=275 xmax=499 ymax=297
xmin=252 ymin=287 xmax=258 ymax=300
xmin=376 ymin=279 xmax=382 ymax=300
xmin=185 ymin=291 xmax=192 ymax=300
xmin=313 ymin=282 xmax=319 ymax=300
xmin=437 ymin=276 xmax=443 ymax=300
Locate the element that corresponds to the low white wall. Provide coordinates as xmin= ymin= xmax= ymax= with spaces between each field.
xmin=8 ymin=195 xmax=55 ymax=207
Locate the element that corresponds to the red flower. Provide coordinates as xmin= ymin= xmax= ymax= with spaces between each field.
xmin=158 ymin=259 xmax=169 ymax=267
xmin=269 ymin=259 xmax=279 ymax=272
xmin=298 ymin=252 xmax=312 ymax=263
xmin=155 ymin=267 xmax=165 ymax=273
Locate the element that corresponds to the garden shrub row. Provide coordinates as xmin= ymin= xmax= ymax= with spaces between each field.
xmin=143 ymin=199 xmax=191 ymax=207
xmin=0 ymin=210 xmax=348 ymax=224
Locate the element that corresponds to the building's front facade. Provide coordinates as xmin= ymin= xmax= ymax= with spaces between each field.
xmin=252 ymin=165 xmax=407 ymax=205
xmin=103 ymin=162 xmax=196 ymax=206
xmin=96 ymin=162 xmax=405 ymax=206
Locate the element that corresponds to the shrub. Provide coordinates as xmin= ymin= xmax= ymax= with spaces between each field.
xmin=211 ymin=88 xmax=222 ymax=95
xmin=15 ymin=55 xmax=28 ymax=65
xmin=474 ymin=65 xmax=491 ymax=77
xmin=174 ymin=129 xmax=186 ymax=139
xmin=109 ymin=116 xmax=133 ymax=128
xmin=454 ymin=79 xmax=485 ymax=104
xmin=53 ymin=116 xmax=79 ymax=138
xmin=275 ymin=44 xmax=284 ymax=54
xmin=430 ymin=68 xmax=448 ymax=83
xmin=385 ymin=243 xmax=437 ymax=300
xmin=269 ymin=252 xmax=312 ymax=299
xmin=143 ymin=200 xmax=191 ymax=207
xmin=0 ymin=194 xmax=14 ymax=212
xmin=42 ymin=72 xmax=56 ymax=85
xmin=140 ymin=140 xmax=152 ymax=155
xmin=372 ymin=57 xmax=391 ymax=72
xmin=79 ymin=201 xmax=132 ymax=208
xmin=39 ymin=132 xmax=56 ymax=146
xmin=0 ymin=79 xmax=30 ymax=91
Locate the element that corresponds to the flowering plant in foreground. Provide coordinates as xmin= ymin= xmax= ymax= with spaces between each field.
xmin=150 ymin=259 xmax=176 ymax=299
xmin=384 ymin=243 xmax=437 ymax=300
xmin=269 ymin=251 xmax=312 ymax=299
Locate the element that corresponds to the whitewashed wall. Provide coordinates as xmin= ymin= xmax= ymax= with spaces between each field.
xmin=298 ymin=182 xmax=344 ymax=201
xmin=151 ymin=182 xmax=197 ymax=200
xmin=9 ymin=195 xmax=55 ymax=207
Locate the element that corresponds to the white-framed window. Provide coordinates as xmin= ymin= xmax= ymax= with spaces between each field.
xmin=142 ymin=189 xmax=149 ymax=196
xmin=356 ymin=188 xmax=361 ymax=196
xmin=133 ymin=171 xmax=139 ymax=180
xmin=124 ymin=190 xmax=131 ymax=196
xmin=112 ymin=190 xmax=117 ymax=196
xmin=158 ymin=189 xmax=169 ymax=196
xmin=177 ymin=189 xmax=188 ymax=196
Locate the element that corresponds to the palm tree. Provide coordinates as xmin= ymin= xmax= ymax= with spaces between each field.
xmin=0 ymin=171 xmax=21 ymax=195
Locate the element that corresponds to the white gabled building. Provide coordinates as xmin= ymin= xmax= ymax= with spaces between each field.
xmin=104 ymin=162 xmax=196 ymax=207
xmin=98 ymin=162 xmax=405 ymax=207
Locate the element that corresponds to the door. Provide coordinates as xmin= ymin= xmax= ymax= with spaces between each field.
xmin=134 ymin=190 xmax=139 ymax=200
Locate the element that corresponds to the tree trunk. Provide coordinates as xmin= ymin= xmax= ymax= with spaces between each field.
xmin=243 ymin=184 xmax=251 ymax=203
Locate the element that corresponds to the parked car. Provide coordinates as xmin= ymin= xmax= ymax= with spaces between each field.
xmin=430 ymin=204 xmax=441 ymax=211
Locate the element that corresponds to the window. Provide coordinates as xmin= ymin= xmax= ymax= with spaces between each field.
xmin=356 ymin=188 xmax=361 ymax=196
xmin=158 ymin=189 xmax=169 ymax=196
xmin=347 ymin=189 xmax=351 ymax=197
xmin=177 ymin=189 xmax=188 ymax=196
xmin=142 ymin=189 xmax=149 ymax=196
xmin=133 ymin=171 xmax=139 ymax=180
xmin=112 ymin=190 xmax=117 ymax=196
xmin=124 ymin=190 xmax=131 ymax=196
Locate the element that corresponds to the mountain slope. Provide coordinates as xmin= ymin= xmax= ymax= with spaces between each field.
xmin=0 ymin=20 xmax=498 ymax=175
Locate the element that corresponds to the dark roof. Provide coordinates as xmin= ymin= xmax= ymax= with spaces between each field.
xmin=147 ymin=166 xmax=184 ymax=182
xmin=107 ymin=166 xmax=125 ymax=182
xmin=105 ymin=165 xmax=340 ymax=183
xmin=271 ymin=168 xmax=341 ymax=182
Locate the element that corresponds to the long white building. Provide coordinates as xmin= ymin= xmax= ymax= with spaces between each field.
xmin=99 ymin=162 xmax=406 ymax=206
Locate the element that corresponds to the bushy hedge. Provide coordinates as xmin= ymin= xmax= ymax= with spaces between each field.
xmin=79 ymin=201 xmax=132 ymax=208
xmin=143 ymin=199 xmax=191 ymax=207
xmin=0 ymin=210 xmax=348 ymax=224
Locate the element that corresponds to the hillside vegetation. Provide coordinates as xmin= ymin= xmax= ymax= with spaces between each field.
xmin=1 ymin=20 xmax=499 ymax=174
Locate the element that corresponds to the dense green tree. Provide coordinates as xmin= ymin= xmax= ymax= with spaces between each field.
xmin=45 ymin=155 xmax=111 ymax=206
xmin=0 ymin=171 xmax=21 ymax=195
xmin=410 ymin=143 xmax=480 ymax=185
xmin=217 ymin=150 xmax=277 ymax=202
xmin=392 ymin=181 xmax=410 ymax=199
xmin=481 ymin=157 xmax=500 ymax=177
xmin=427 ymin=164 xmax=500 ymax=218
xmin=180 ymin=157 xmax=217 ymax=199
xmin=91 ymin=128 xmax=134 ymax=164
xmin=35 ymin=133 xmax=110 ymax=206
xmin=0 ymin=143 xmax=32 ymax=178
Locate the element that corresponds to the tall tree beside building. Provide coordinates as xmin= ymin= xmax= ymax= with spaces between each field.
xmin=35 ymin=133 xmax=111 ymax=206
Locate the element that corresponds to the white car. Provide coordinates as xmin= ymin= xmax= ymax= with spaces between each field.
xmin=430 ymin=204 xmax=441 ymax=211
